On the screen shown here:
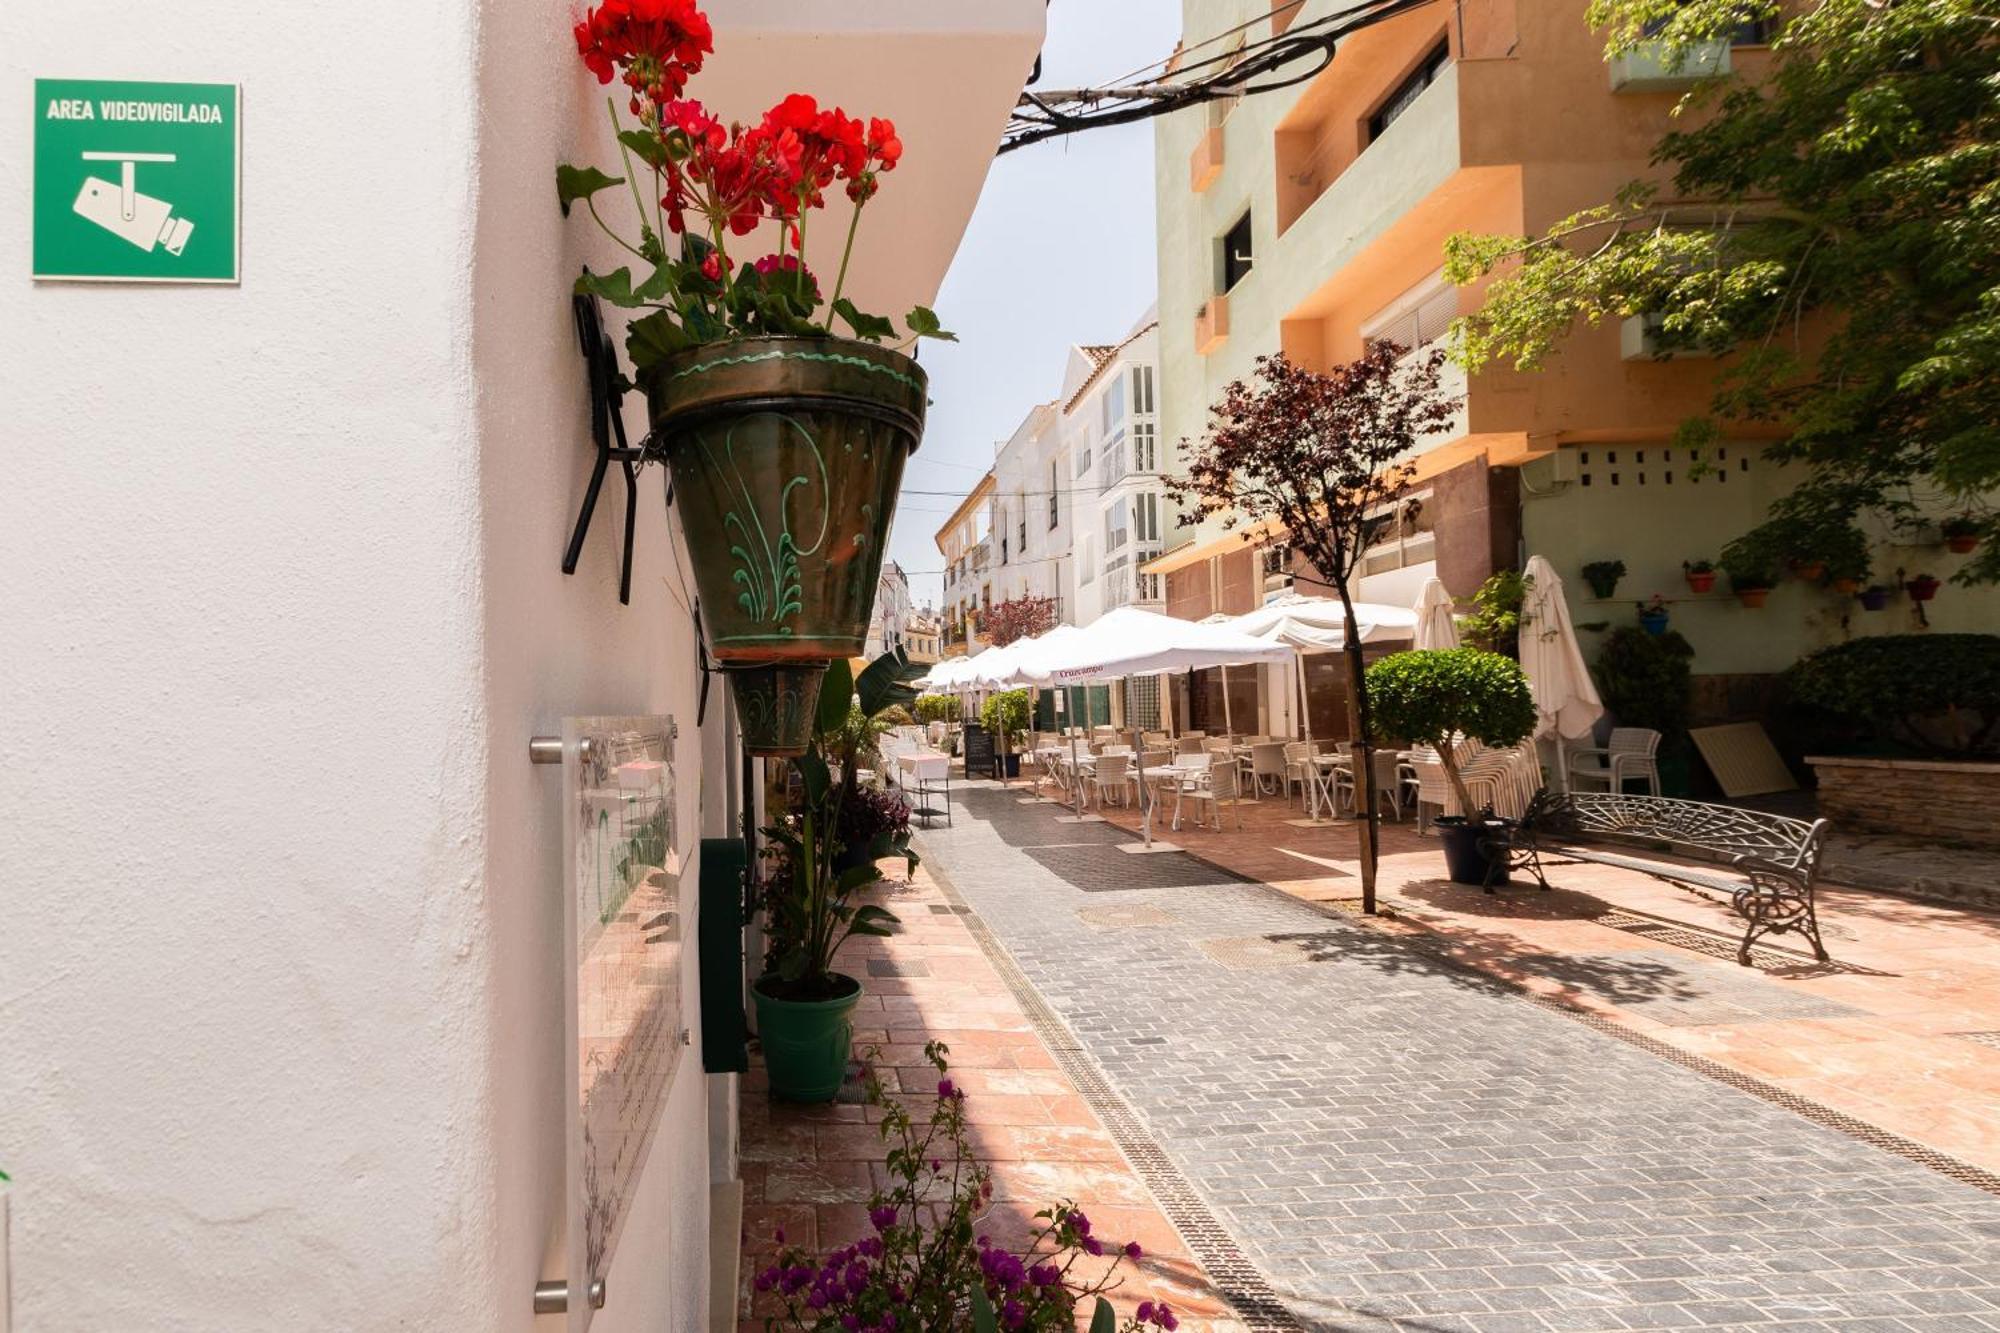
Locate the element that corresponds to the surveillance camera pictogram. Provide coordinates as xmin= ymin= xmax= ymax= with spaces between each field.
xmin=72 ymin=150 xmax=193 ymax=255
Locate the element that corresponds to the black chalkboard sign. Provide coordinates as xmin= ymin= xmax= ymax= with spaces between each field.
xmin=961 ymin=723 xmax=995 ymax=778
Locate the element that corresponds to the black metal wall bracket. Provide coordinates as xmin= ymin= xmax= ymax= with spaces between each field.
xmin=563 ymin=290 xmax=654 ymax=605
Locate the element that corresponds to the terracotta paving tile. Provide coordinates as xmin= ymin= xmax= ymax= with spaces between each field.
xmin=735 ymin=863 xmax=1238 ymax=1327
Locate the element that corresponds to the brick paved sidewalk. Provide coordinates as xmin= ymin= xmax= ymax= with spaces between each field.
xmin=735 ymin=860 xmax=1246 ymax=1331
xmin=927 ymin=780 xmax=2000 ymax=1331
xmin=1058 ymin=771 xmax=2000 ymax=1177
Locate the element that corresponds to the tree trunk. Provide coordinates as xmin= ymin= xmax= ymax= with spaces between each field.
xmin=1337 ymin=595 xmax=1379 ymax=915
xmin=1436 ymin=742 xmax=1476 ymax=819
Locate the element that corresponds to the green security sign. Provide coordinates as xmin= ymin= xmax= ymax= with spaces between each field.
xmin=33 ymin=79 xmax=240 ymax=283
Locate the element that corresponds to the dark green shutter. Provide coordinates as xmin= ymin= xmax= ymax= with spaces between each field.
xmin=698 ymin=836 xmax=748 ymax=1073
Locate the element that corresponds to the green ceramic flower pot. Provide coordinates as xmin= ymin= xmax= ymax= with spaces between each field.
xmin=725 ymin=661 xmax=825 ymax=757
xmin=644 ymin=336 xmax=926 ymax=754
xmin=751 ymin=972 xmax=863 ymax=1103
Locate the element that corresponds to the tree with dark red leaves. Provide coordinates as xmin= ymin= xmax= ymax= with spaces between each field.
xmin=983 ymin=593 xmax=1059 ymax=648
xmin=1166 ymin=344 xmax=1460 ymax=914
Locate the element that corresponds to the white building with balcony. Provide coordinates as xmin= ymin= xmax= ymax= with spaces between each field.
xmin=865 ymin=560 xmax=916 ymax=658
xmin=1061 ymin=314 xmax=1168 ymax=625
xmin=988 ymin=401 xmax=1072 ymax=620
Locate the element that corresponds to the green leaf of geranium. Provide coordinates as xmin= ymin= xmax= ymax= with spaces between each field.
xmin=1090 ymin=1298 xmax=1117 ymax=1333
xmin=832 ymin=298 xmax=897 ymax=343
xmin=574 ymin=267 xmax=636 ymax=304
xmin=970 ymin=1287 xmax=1000 ymax=1333
xmin=556 ymin=164 xmax=623 ymax=217
xmin=625 ymin=310 xmax=692 ymax=371
xmin=905 ymin=305 xmax=958 ymax=342
xmin=617 ymin=129 xmax=669 ymax=171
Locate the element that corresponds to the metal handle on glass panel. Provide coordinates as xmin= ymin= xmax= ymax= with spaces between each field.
xmin=529 ymin=736 xmax=600 ymax=765
xmin=533 ymin=1278 xmax=605 ymax=1314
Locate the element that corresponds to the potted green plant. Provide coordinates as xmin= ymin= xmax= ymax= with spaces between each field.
xmin=978 ymin=688 xmax=1031 ymax=778
xmin=1943 ymin=515 xmax=1982 ymax=554
xmin=1718 ymin=537 xmax=1778 ymax=608
xmin=1682 ymin=559 xmax=1717 ymax=594
xmin=1906 ymin=572 xmax=1942 ymax=602
xmin=1595 ymin=624 xmax=1696 ymax=795
xmin=1460 ymin=569 xmax=1531 ymax=657
xmin=1366 ymin=648 xmax=1538 ymax=887
xmin=1636 ymin=594 xmax=1671 ymax=635
xmin=559 ymin=1 xmax=955 ymax=755
xmin=1581 ymin=559 xmax=1626 ymax=599
xmin=755 ymin=651 xmax=921 ymax=1101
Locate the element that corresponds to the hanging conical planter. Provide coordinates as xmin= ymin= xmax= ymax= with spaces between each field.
xmin=646 ymin=336 xmax=926 ymax=755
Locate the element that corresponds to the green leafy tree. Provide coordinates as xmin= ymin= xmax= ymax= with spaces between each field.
xmin=1460 ymin=569 xmax=1532 ymax=657
xmin=1366 ymin=649 xmax=1539 ymax=816
xmin=1594 ymin=625 xmax=1696 ymax=742
xmin=1448 ymin=0 xmax=2000 ymax=581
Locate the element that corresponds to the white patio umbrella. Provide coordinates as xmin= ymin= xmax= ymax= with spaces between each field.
xmin=1412 ymin=578 xmax=1460 ymax=651
xmin=1519 ymin=555 xmax=1604 ymax=789
xmin=1014 ymin=607 xmax=1293 ymax=846
xmin=1221 ymin=595 xmax=1419 ymax=745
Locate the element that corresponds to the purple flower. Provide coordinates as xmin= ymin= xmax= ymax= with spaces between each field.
xmin=841 ymin=1317 xmax=861 ymax=1332
xmin=1070 ymin=1210 xmax=1091 ymax=1236
xmin=1001 ymin=1299 xmax=1026 ymax=1329
xmin=1029 ymin=1262 xmax=1058 ymax=1287
xmin=1137 ymin=1302 xmax=1155 ymax=1323
xmin=869 ymin=1204 xmax=899 ymax=1232
xmin=937 ymin=1078 xmax=955 ymax=1099
xmin=772 ymin=1226 xmax=785 ymax=1244
xmin=1083 ymin=1236 xmax=1103 ymax=1256
xmin=1125 ymin=1240 xmax=1144 ymax=1260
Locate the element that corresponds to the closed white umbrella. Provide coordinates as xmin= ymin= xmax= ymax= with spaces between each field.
xmin=1519 ymin=555 xmax=1604 ymax=789
xmin=1413 ymin=578 xmax=1459 ymax=651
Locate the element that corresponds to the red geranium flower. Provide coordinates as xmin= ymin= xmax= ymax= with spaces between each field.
xmin=845 ymin=117 xmax=902 ymax=203
xmin=574 ymin=0 xmax=713 ymax=103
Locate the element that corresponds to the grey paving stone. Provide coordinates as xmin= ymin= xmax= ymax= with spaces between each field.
xmin=916 ymin=786 xmax=2000 ymax=1329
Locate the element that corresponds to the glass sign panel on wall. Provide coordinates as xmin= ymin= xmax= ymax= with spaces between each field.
xmin=561 ymin=716 xmax=683 ymax=1329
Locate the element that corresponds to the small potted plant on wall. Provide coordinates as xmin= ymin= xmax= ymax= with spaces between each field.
xmin=1719 ymin=537 xmax=1778 ymax=608
xmin=755 ymin=651 xmax=922 ymax=1101
xmin=1581 ymin=559 xmax=1626 ymax=599
xmin=1366 ymin=648 xmax=1538 ymax=887
xmin=559 ymin=1 xmax=955 ymax=755
xmin=1858 ymin=583 xmax=1894 ymax=611
xmin=1906 ymin=572 xmax=1942 ymax=602
xmin=1943 ymin=516 xmax=1983 ymax=554
xmin=1637 ymin=594 xmax=1671 ymax=635
xmin=1682 ymin=559 xmax=1717 ymax=594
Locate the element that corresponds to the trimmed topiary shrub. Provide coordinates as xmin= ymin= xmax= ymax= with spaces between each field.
xmin=913 ymin=694 xmax=960 ymax=725
xmin=1785 ymin=633 xmax=2000 ymax=755
xmin=1367 ymin=648 xmax=1538 ymax=813
xmin=977 ymin=688 xmax=1031 ymax=747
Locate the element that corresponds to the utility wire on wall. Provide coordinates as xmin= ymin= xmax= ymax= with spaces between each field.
xmin=1002 ymin=0 xmax=1444 ymax=156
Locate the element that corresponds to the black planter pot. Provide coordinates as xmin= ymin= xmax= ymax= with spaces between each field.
xmin=998 ymin=753 xmax=1022 ymax=779
xmin=832 ymin=844 xmax=873 ymax=876
xmin=1436 ymin=816 xmax=1507 ymax=887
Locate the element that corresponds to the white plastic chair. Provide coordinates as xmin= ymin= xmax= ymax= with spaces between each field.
xmin=1184 ymin=755 xmax=1248 ymax=830
xmin=1090 ymin=753 xmax=1135 ymax=809
xmin=1567 ymin=728 xmax=1662 ymax=795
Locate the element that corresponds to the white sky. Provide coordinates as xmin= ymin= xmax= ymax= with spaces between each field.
xmin=887 ymin=0 xmax=1185 ymax=610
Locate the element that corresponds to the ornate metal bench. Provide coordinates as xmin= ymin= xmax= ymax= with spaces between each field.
xmin=1483 ymin=791 xmax=1833 ymax=966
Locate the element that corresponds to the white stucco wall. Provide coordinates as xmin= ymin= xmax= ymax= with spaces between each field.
xmin=1 ymin=1 xmax=1041 ymax=1329
xmin=0 ymin=2 xmax=502 ymax=1328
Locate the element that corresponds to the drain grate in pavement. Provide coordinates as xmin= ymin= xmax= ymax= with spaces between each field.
xmin=1077 ymin=905 xmax=1178 ymax=929
xmin=1597 ymin=909 xmax=1884 ymax=974
xmin=1197 ymin=936 xmax=1314 ymax=969
xmin=1024 ymin=843 xmax=1256 ymax=894
xmin=923 ymin=857 xmax=1305 ymax=1332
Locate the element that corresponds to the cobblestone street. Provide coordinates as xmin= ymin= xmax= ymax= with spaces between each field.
xmin=913 ymin=782 xmax=2000 ymax=1331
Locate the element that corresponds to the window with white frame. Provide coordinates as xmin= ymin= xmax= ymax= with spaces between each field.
xmin=1134 ymin=491 xmax=1160 ymax=543
xmin=1358 ymin=492 xmax=1435 ymax=577
xmin=1102 ymin=376 xmax=1126 ymax=435
xmin=1098 ymin=439 xmax=1127 ymax=490
xmin=1104 ymin=496 xmax=1130 ymax=551
xmin=1361 ymin=272 xmax=1456 ymax=354
xmin=1080 ymin=537 xmax=1095 ymax=584
xmin=1131 ymin=364 xmax=1155 ymax=415
xmin=1074 ymin=439 xmax=1093 ymax=478
xmin=1132 ymin=419 xmax=1157 ymax=472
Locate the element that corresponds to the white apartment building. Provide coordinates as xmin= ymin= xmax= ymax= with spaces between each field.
xmin=935 ymin=471 xmax=995 ymax=653
xmin=988 ymin=401 xmax=1072 ymax=618
xmin=864 ymin=560 xmax=916 ymax=658
xmin=1062 ymin=315 xmax=1168 ymax=625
